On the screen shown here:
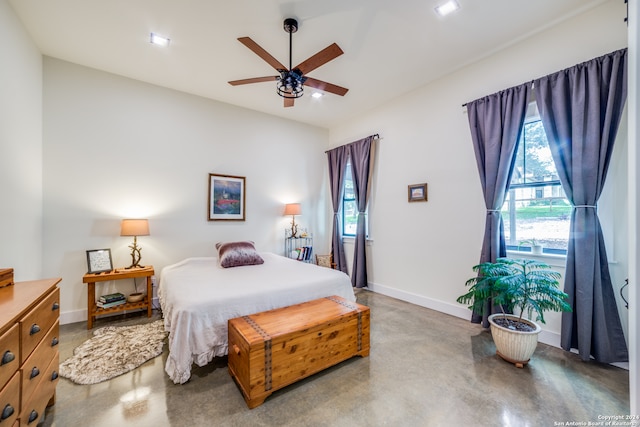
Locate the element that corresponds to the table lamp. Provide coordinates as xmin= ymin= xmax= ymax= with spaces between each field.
xmin=120 ymin=219 xmax=150 ymax=269
xmin=283 ymin=203 xmax=301 ymax=238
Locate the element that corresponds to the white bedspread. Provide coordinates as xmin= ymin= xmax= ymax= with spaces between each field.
xmin=158 ymin=253 xmax=355 ymax=384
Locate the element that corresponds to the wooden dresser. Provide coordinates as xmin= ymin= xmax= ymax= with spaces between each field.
xmin=0 ymin=278 xmax=61 ymax=426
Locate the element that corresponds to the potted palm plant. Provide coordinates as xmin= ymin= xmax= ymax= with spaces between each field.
xmin=457 ymin=258 xmax=571 ymax=367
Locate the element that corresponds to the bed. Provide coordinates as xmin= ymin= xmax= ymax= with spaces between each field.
xmin=158 ymin=251 xmax=356 ymax=384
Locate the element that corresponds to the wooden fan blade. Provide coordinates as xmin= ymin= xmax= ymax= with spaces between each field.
xmin=228 ymin=76 xmax=278 ymax=86
xmin=295 ymin=43 xmax=344 ymax=75
xmin=303 ymin=77 xmax=349 ymax=96
xmin=282 ymin=88 xmax=295 ymax=108
xmin=238 ymin=37 xmax=287 ymax=71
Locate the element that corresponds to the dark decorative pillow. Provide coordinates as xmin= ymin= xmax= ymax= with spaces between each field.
xmin=215 ymin=241 xmax=264 ymax=268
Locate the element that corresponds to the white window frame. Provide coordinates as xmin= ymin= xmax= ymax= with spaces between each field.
xmin=504 ymin=102 xmax=569 ymax=256
xmin=341 ymin=159 xmax=369 ymax=238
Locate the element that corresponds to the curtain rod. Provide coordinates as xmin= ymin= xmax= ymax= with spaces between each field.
xmin=325 ymin=134 xmax=381 ymax=153
xmin=462 ymin=48 xmax=626 ymax=109
xmin=462 ymin=81 xmax=535 ymax=108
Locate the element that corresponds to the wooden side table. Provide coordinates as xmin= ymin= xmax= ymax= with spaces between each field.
xmin=82 ymin=266 xmax=154 ymax=329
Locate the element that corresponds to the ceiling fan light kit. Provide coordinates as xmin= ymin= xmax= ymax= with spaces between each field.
xmin=229 ymin=18 xmax=348 ymax=108
xmin=276 ymin=70 xmax=305 ymax=99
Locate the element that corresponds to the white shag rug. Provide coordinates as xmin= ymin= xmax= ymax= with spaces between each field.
xmin=59 ymin=320 xmax=167 ymax=385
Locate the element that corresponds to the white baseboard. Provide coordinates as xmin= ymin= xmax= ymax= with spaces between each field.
xmin=59 ymin=297 xmax=160 ymax=326
xmin=60 ymin=308 xmax=86 ymax=325
xmin=366 ymin=281 xmax=471 ymax=319
xmin=366 ymin=280 xmax=563 ymax=350
xmin=611 ymin=361 xmax=630 ymax=370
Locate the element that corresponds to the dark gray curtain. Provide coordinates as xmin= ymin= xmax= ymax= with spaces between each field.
xmin=467 ymin=83 xmax=531 ymax=326
xmin=349 ymin=136 xmax=375 ymax=288
xmin=534 ymin=48 xmax=628 ymax=363
xmin=326 ymin=145 xmax=350 ymax=273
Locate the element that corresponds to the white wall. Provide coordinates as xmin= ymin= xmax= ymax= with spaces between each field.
xmin=602 ymin=108 xmax=630 ymax=341
xmin=331 ymin=0 xmax=629 ymax=347
xmin=0 ymin=0 xmax=43 ymax=280
xmin=42 ymin=58 xmax=329 ymax=324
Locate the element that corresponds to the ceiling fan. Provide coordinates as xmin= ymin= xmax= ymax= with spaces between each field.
xmin=228 ymin=18 xmax=348 ymax=108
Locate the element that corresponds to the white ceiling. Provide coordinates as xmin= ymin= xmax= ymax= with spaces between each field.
xmin=8 ymin=0 xmax=609 ymax=129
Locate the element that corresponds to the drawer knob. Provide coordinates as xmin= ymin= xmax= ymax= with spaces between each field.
xmin=51 ymin=337 xmax=59 ymax=347
xmin=1 ymin=404 xmax=14 ymax=420
xmin=233 ymin=344 xmax=241 ymax=356
xmin=1 ymin=350 xmax=14 ymax=365
xmin=30 ymin=324 xmax=41 ymax=335
xmin=52 ymin=302 xmax=60 ymax=311
xmin=28 ymin=409 xmax=39 ymax=424
xmin=30 ymin=366 xmax=40 ymax=379
xmin=51 ymin=370 xmax=59 ymax=381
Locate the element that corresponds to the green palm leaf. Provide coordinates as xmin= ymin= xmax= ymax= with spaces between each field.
xmin=457 ymin=257 xmax=571 ymax=324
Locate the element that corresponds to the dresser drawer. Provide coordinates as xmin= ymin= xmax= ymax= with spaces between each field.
xmin=19 ymin=354 xmax=59 ymax=427
xmin=21 ymin=322 xmax=59 ymax=406
xmin=20 ymin=288 xmax=60 ymax=364
xmin=0 ymin=372 xmax=19 ymax=426
xmin=0 ymin=324 xmax=19 ymax=389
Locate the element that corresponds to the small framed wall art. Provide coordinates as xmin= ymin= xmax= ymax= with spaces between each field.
xmin=86 ymin=249 xmax=113 ymax=274
xmin=408 ymin=183 xmax=428 ymax=202
xmin=208 ymin=173 xmax=246 ymax=221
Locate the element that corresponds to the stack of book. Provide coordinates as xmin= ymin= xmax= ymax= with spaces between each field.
xmin=295 ymin=246 xmax=313 ymax=261
xmin=97 ymin=292 xmax=126 ymax=309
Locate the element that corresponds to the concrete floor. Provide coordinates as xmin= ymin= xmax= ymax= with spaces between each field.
xmin=41 ymin=290 xmax=629 ymax=427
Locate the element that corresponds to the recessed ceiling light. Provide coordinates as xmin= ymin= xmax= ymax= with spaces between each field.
xmin=434 ymin=0 xmax=460 ymax=17
xmin=311 ymin=92 xmax=323 ymax=99
xmin=150 ymin=33 xmax=170 ymax=47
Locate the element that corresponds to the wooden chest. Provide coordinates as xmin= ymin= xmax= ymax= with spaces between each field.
xmin=227 ymin=295 xmax=370 ymax=408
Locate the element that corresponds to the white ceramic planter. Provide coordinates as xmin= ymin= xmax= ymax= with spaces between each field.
xmin=488 ymin=313 xmax=542 ymax=367
xmin=531 ymin=244 xmax=543 ymax=255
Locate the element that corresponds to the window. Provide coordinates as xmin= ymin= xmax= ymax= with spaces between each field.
xmin=342 ymin=161 xmax=357 ymax=236
xmin=341 ymin=160 xmax=371 ymax=237
xmin=502 ymin=108 xmax=570 ymax=255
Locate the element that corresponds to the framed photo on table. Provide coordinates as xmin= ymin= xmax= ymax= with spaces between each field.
xmin=86 ymin=249 xmax=113 ymax=274
xmin=408 ymin=183 xmax=428 ymax=202
xmin=208 ymin=173 xmax=246 ymax=221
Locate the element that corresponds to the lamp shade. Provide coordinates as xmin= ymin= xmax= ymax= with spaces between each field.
xmin=283 ymin=203 xmax=301 ymax=216
xmin=120 ymin=219 xmax=150 ymax=236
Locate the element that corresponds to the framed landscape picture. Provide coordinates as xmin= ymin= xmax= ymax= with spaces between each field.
xmin=408 ymin=183 xmax=428 ymax=202
xmin=208 ymin=173 xmax=246 ymax=221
